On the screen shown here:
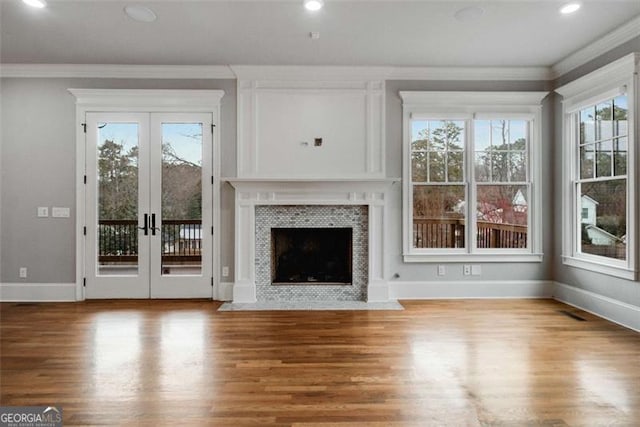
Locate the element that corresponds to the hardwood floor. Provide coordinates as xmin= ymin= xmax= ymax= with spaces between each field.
xmin=1 ymin=299 xmax=639 ymax=426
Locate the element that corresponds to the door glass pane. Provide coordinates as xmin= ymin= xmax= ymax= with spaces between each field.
xmin=97 ymin=123 xmax=139 ymax=276
xmin=161 ymin=123 xmax=203 ymax=276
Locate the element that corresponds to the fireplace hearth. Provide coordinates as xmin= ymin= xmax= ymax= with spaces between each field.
xmin=271 ymin=227 xmax=352 ymax=285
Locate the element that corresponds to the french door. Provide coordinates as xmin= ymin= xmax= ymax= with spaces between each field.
xmin=84 ymin=112 xmax=214 ymax=298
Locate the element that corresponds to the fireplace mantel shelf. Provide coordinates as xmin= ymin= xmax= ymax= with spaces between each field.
xmin=224 ymin=177 xmax=399 ymax=185
xmin=224 ymin=178 xmax=399 ymax=194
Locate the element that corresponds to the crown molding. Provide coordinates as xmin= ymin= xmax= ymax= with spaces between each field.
xmin=230 ymin=65 xmax=392 ymax=81
xmin=1 ymin=63 xmax=552 ymax=82
xmin=551 ymin=14 xmax=640 ymax=80
xmin=388 ymin=66 xmax=552 ymax=81
xmin=0 ymin=64 xmax=236 ymax=79
xmin=231 ymin=65 xmax=552 ymax=81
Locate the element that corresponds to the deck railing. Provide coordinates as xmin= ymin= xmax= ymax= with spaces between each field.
xmin=98 ymin=219 xmax=202 ymax=264
xmin=413 ymin=218 xmax=528 ymax=249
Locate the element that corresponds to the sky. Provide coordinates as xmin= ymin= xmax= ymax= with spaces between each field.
xmin=98 ymin=122 xmax=203 ymax=165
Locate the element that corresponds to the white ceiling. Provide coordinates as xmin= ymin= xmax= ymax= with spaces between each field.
xmin=1 ymin=0 xmax=639 ymax=68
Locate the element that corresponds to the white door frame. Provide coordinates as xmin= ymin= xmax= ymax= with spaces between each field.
xmin=69 ymin=89 xmax=225 ymax=300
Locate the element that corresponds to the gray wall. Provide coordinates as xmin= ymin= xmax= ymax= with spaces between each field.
xmin=1 ymin=37 xmax=639 ymax=306
xmin=0 ymin=78 xmax=236 ymax=283
xmin=552 ymin=36 xmax=640 ymax=306
xmin=385 ymin=80 xmax=554 ymax=283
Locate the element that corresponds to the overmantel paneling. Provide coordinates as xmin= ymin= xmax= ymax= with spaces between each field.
xmin=237 ymin=77 xmax=385 ymax=178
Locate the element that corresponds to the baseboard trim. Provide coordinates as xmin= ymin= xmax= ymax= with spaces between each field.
xmin=553 ymin=282 xmax=640 ymax=332
xmin=389 ymin=280 xmax=554 ymax=300
xmin=216 ymin=282 xmax=234 ymax=301
xmin=0 ymin=283 xmax=77 ymax=302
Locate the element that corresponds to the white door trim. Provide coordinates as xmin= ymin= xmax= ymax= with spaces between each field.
xmin=70 ymin=89 xmax=224 ymax=300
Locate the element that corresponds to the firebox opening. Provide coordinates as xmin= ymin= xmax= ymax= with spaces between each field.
xmin=271 ymin=227 xmax=353 ymax=285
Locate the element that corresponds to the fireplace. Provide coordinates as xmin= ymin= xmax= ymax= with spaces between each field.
xmin=271 ymin=227 xmax=353 ymax=285
xmin=227 ymin=179 xmax=395 ymax=303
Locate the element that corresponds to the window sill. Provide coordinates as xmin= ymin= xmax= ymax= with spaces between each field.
xmin=562 ymin=256 xmax=638 ymax=281
xmin=403 ymin=253 xmax=543 ymax=263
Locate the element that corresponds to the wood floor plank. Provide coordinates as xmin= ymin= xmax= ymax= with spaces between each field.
xmin=1 ymin=299 xmax=639 ymax=426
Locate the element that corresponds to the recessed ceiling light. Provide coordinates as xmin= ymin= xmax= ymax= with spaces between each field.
xmin=454 ymin=6 xmax=484 ymax=22
xmin=124 ymin=5 xmax=157 ymax=23
xmin=560 ymin=2 xmax=581 ymax=15
xmin=22 ymin=0 xmax=47 ymax=8
xmin=304 ymin=0 xmax=324 ymax=12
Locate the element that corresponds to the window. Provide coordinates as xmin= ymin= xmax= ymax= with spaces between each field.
xmin=581 ymin=208 xmax=589 ymax=220
xmin=400 ymin=91 xmax=547 ymax=262
xmin=557 ymin=53 xmax=637 ymax=280
xmin=577 ymin=95 xmax=628 ymax=261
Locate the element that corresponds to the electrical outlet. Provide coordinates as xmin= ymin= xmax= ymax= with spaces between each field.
xmin=471 ymin=265 xmax=482 ymax=276
xmin=37 ymin=207 xmax=48 ymax=217
xmin=437 ymin=265 xmax=446 ymax=276
xmin=19 ymin=267 xmax=27 ymax=278
xmin=222 ymin=266 xmax=229 ymax=277
xmin=463 ymin=265 xmax=471 ymax=276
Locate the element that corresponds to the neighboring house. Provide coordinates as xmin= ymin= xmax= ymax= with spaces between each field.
xmin=581 ymin=195 xmax=599 ymax=226
xmin=584 ymin=224 xmax=623 ymax=246
xmin=512 ymin=189 xmax=528 ymax=213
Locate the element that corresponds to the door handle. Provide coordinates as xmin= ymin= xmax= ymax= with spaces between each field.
xmin=149 ymin=213 xmax=159 ymax=236
xmin=138 ymin=213 xmax=149 ymax=235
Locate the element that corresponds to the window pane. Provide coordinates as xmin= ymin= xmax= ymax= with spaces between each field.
xmin=580 ymin=180 xmax=626 ymax=260
xmin=428 ymin=152 xmax=446 ymax=182
xmin=614 ymin=95 xmax=628 ymax=137
xmin=97 ymin=122 xmax=139 ymax=276
xmin=475 ymin=120 xmax=491 ymax=151
xmin=595 ymin=140 xmax=612 ymax=178
xmin=509 ymin=120 xmax=527 ymax=145
xmin=161 ymin=123 xmax=203 ymax=276
xmin=411 ymin=152 xmax=428 ymax=182
xmin=413 ymin=185 xmax=465 ymax=249
xmin=509 ymin=152 xmax=527 ymax=182
xmin=474 ymin=152 xmax=490 ymax=182
xmin=446 ymin=121 xmax=465 ymax=150
xmin=580 ymin=144 xmax=595 ymax=179
xmin=447 ymin=152 xmax=464 ymax=182
xmin=429 ymin=121 xmax=447 ymax=150
xmin=490 ymin=152 xmax=509 ymax=182
xmin=411 ymin=121 xmax=430 ymax=150
xmin=614 ymin=137 xmax=627 ymax=176
xmin=476 ymin=185 xmax=528 ymax=249
xmin=595 ymin=101 xmax=613 ymax=141
xmin=492 ymin=120 xmax=508 ymax=148
xmin=580 ymin=107 xmax=596 ymax=144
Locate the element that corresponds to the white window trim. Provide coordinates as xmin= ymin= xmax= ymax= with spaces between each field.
xmin=399 ymin=91 xmax=548 ymax=263
xmin=556 ymin=53 xmax=639 ymax=281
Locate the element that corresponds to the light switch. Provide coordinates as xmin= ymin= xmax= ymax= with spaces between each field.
xmin=52 ymin=207 xmax=70 ymax=218
xmin=471 ymin=265 xmax=482 ymax=276
xmin=37 ymin=207 xmax=48 ymax=217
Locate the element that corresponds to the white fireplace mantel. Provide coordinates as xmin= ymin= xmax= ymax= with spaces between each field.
xmin=225 ymin=178 xmax=398 ymax=303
